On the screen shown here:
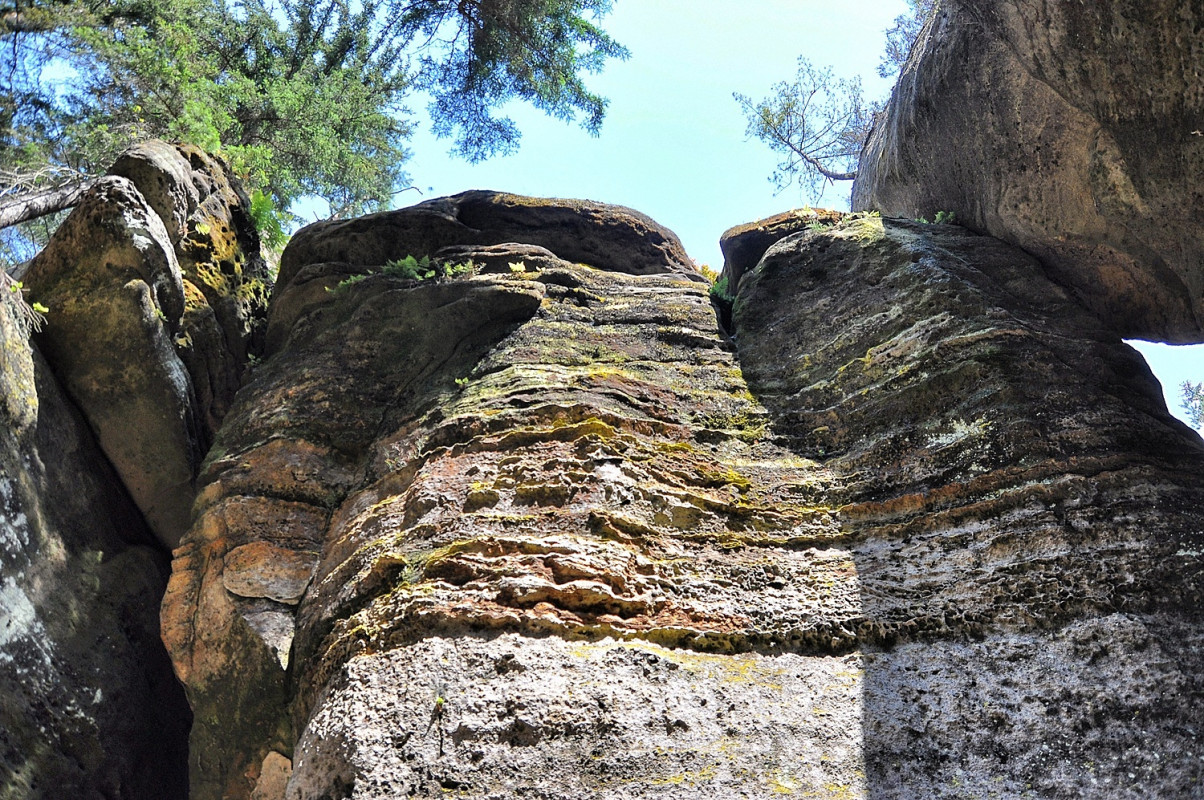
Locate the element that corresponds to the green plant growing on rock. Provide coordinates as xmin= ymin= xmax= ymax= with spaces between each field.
xmin=734 ymin=57 xmax=874 ymax=200
xmin=934 ymin=210 xmax=956 ymax=225
xmin=2 ymin=273 xmax=48 ymax=332
xmin=443 ymin=260 xmax=477 ymax=278
xmin=332 ymin=274 xmax=370 ymax=292
xmin=384 ymin=255 xmax=437 ymax=281
xmin=709 ymin=276 xmax=733 ymax=307
xmin=333 ymin=255 xmax=479 ymax=292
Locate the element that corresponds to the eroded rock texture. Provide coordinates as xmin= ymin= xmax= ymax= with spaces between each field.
xmin=851 ymin=0 xmax=1204 ymax=342
xmin=163 ymin=198 xmax=1204 ymax=799
xmin=22 ymin=141 xmax=269 ymax=547
xmin=164 ymin=201 xmax=878 ymax=799
xmin=0 ymin=290 xmax=190 ymax=798
xmin=734 ymin=216 xmax=1204 ymax=797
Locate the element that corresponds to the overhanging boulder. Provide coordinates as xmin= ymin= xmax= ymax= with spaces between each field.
xmin=852 ymin=0 xmax=1204 ymax=342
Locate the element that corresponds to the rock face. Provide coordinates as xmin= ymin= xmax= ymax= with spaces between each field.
xmin=162 ymin=198 xmax=1204 ymax=798
xmin=23 ymin=142 xmax=269 ymax=547
xmin=110 ymin=141 xmax=272 ymax=433
xmin=718 ymin=206 xmax=843 ymax=293
xmin=733 ymin=216 xmax=1204 ymax=797
xmin=0 ymin=290 xmax=190 ymax=798
xmin=164 ymin=200 xmax=869 ymax=799
xmin=851 ymin=0 xmax=1204 ymax=342
xmin=0 ymin=141 xmax=265 ymax=796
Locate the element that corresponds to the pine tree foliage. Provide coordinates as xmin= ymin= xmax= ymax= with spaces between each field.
xmin=734 ymin=58 xmax=874 ymax=200
xmin=735 ymin=0 xmax=935 ymax=202
xmin=1182 ymin=381 xmax=1204 ymax=430
xmin=878 ymin=0 xmax=936 ymax=78
xmin=0 ymin=0 xmax=626 ymax=258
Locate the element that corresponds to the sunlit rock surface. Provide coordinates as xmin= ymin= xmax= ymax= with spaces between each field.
xmin=852 ymin=0 xmax=1204 ymax=342
xmin=22 ymin=141 xmax=269 ymax=548
xmin=276 ymin=189 xmax=697 ymax=295
xmin=164 ymin=199 xmax=1203 ymax=799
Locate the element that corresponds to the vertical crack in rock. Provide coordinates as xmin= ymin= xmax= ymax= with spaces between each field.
xmin=0 ymin=286 xmax=191 ymax=799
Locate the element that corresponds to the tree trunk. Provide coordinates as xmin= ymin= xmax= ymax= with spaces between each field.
xmin=0 ymin=179 xmax=96 ymax=230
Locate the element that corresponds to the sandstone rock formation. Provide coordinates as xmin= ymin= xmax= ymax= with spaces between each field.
xmin=0 ymin=141 xmax=266 ymax=796
xmin=734 ymin=216 xmax=1204 ymax=796
xmin=22 ymin=142 xmax=269 ymax=548
xmin=5 ymin=107 xmax=1202 ymax=797
xmin=276 ymin=189 xmax=697 ymax=296
xmin=0 ymin=288 xmax=190 ymax=799
xmin=851 ymin=0 xmax=1204 ymax=343
xmin=161 ymin=196 xmax=1204 ymax=798
xmin=718 ymin=206 xmax=843 ymax=294
xmin=110 ymin=141 xmax=272 ymax=434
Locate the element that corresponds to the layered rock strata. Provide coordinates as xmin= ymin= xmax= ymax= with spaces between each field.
xmin=276 ymin=189 xmax=697 ymax=295
xmin=851 ymin=0 xmax=1204 ymax=342
xmin=163 ymin=199 xmax=1204 ymax=798
xmin=733 ymin=215 xmax=1204 ymax=797
xmin=163 ymin=204 xmax=875 ymax=798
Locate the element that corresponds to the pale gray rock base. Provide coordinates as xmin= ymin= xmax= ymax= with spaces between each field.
xmin=290 ymin=633 xmax=867 ymax=799
xmin=288 ymin=615 xmax=1202 ymax=800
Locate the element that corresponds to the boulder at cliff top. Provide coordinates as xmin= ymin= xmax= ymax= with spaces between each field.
xmin=0 ymin=291 xmax=190 ymax=799
xmin=275 ymin=189 xmax=698 ymax=295
xmin=22 ymin=176 xmax=203 ymax=548
xmin=718 ymin=206 xmax=843 ymax=293
xmin=852 ymin=0 xmax=1204 ymax=342
xmin=110 ymin=140 xmax=271 ymax=436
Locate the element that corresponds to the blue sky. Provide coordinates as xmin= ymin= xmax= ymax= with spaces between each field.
xmin=394 ymin=0 xmax=903 ymax=269
xmin=380 ymin=1 xmax=1201 ymax=428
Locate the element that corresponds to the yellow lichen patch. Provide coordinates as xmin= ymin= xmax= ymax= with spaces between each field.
xmin=697 ymin=467 xmax=751 ymax=490
xmin=797 ymin=784 xmax=858 ymax=799
xmin=832 ymin=216 xmax=886 ymax=244
xmin=649 ymin=763 xmax=719 ymax=787
xmin=568 ymin=639 xmax=789 ymax=689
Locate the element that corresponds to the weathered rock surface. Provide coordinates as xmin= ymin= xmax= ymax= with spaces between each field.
xmin=164 ymin=195 xmax=1204 ymax=798
xmin=276 ymin=189 xmax=698 ymax=295
xmin=851 ymin=0 xmax=1204 ymax=342
xmin=0 ymin=291 xmax=190 ymax=799
xmin=719 ymin=206 xmax=843 ymax=293
xmin=165 ymin=202 xmax=869 ymax=797
xmin=23 ymin=142 xmax=269 ymax=547
xmin=111 ymin=140 xmax=272 ymax=433
xmin=733 ymin=216 xmax=1204 ymax=797
xmin=21 ymin=176 xmax=203 ymax=547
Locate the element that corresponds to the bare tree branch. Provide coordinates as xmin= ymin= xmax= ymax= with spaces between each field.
xmin=0 ymin=179 xmax=96 ymax=230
